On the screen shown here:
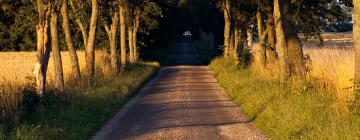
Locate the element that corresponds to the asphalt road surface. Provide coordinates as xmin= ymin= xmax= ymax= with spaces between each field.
xmin=91 ymin=41 xmax=266 ymax=140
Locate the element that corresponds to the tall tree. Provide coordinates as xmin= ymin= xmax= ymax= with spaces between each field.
xmin=127 ymin=3 xmax=135 ymax=63
xmin=61 ymin=0 xmax=81 ymax=80
xmin=85 ymin=0 xmax=99 ymax=78
xmin=102 ymin=1 xmax=120 ymax=74
xmin=34 ymin=0 xmax=51 ymax=96
xmin=222 ymin=0 xmax=231 ymax=58
xmin=119 ymin=2 xmax=127 ymax=66
xmin=282 ymin=0 xmax=306 ymax=78
xmin=256 ymin=6 xmax=266 ymax=68
xmin=69 ymin=0 xmax=98 ymax=78
xmin=274 ymin=0 xmax=289 ymax=80
xmin=50 ymin=5 xmax=65 ymax=92
xmin=127 ymin=0 xmax=162 ymax=63
xmin=273 ymin=0 xmax=306 ymax=80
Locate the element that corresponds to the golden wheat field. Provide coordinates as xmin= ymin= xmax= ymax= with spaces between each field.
xmin=0 ymin=51 xmax=112 ymax=85
xmin=0 ymin=33 xmax=355 ymax=94
xmin=251 ymin=33 xmax=354 ymax=99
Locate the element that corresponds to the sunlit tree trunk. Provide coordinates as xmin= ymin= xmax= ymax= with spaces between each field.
xmin=85 ymin=0 xmax=98 ymax=78
xmin=133 ymin=11 xmax=140 ymax=62
xmin=105 ymin=12 xmax=119 ymax=74
xmin=128 ymin=26 xmax=134 ymax=63
xmin=257 ymin=7 xmax=266 ymax=68
xmin=34 ymin=1 xmax=51 ymax=96
xmin=61 ymin=0 xmax=81 ymax=80
xmin=282 ymin=0 xmax=305 ymax=78
xmin=223 ymin=0 xmax=231 ymax=58
xmin=274 ymin=0 xmax=289 ymax=80
xmin=354 ymin=0 xmax=360 ymax=89
xmin=119 ymin=4 xmax=127 ymax=66
xmin=50 ymin=9 xmax=64 ymax=92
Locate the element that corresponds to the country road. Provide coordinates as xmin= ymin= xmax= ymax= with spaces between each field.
xmin=91 ymin=41 xmax=266 ymax=140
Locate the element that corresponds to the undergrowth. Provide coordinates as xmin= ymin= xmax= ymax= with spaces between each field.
xmin=0 ymin=63 xmax=159 ymax=140
xmin=209 ymin=57 xmax=360 ymax=139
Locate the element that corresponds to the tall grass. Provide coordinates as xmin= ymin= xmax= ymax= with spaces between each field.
xmin=209 ymin=57 xmax=360 ymax=139
xmin=0 ymin=50 xmax=161 ymax=139
xmin=193 ymin=33 xmax=360 ymax=139
xmin=251 ymin=43 xmax=356 ymax=109
xmin=304 ymin=47 xmax=356 ymax=107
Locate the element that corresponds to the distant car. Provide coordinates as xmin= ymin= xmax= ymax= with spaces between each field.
xmin=182 ymin=31 xmax=192 ymax=37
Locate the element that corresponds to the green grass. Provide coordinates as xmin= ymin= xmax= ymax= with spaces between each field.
xmin=0 ymin=63 xmax=159 ymax=140
xmin=209 ymin=57 xmax=360 ymax=139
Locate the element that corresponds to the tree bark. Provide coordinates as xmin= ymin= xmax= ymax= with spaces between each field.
xmin=119 ymin=4 xmax=127 ymax=66
xmin=354 ymin=0 xmax=360 ymax=89
xmin=266 ymin=9 xmax=276 ymax=63
xmin=233 ymin=24 xmax=241 ymax=61
xmin=237 ymin=21 xmax=248 ymax=65
xmin=61 ymin=0 xmax=81 ymax=80
xmin=281 ymin=0 xmax=306 ymax=78
xmin=257 ymin=8 xmax=266 ymax=68
xmin=34 ymin=1 xmax=51 ymax=96
xmin=105 ymin=12 xmax=119 ymax=74
xmin=85 ymin=0 xmax=98 ymax=78
xmin=128 ymin=27 xmax=134 ymax=63
xmin=133 ymin=11 xmax=140 ymax=62
xmin=229 ymin=27 xmax=235 ymax=60
xmin=223 ymin=0 xmax=231 ymax=58
xmin=274 ymin=0 xmax=289 ymax=80
xmin=50 ymin=10 xmax=64 ymax=93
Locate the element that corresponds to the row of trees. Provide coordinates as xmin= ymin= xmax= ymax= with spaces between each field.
xmin=219 ymin=0 xmax=352 ymax=81
xmin=34 ymin=0 xmax=161 ymax=96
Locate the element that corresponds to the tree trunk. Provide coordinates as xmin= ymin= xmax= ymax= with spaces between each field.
xmin=281 ymin=0 xmax=306 ymax=78
xmin=85 ymin=0 xmax=98 ymax=78
xmin=257 ymin=8 xmax=266 ymax=68
xmin=223 ymin=0 xmax=231 ymax=58
xmin=229 ymin=27 xmax=235 ymax=60
xmin=133 ymin=28 xmax=139 ymax=62
xmin=128 ymin=27 xmax=134 ymax=63
xmin=119 ymin=4 xmax=127 ymax=66
xmin=105 ymin=12 xmax=119 ymax=74
xmin=50 ymin=9 xmax=64 ymax=93
xmin=266 ymin=10 xmax=276 ymax=63
xmin=234 ymin=24 xmax=241 ymax=61
xmin=247 ymin=29 xmax=253 ymax=48
xmin=61 ymin=0 xmax=81 ymax=80
xmin=34 ymin=1 xmax=51 ymax=96
xmin=354 ymin=0 xmax=360 ymax=89
xmin=274 ymin=0 xmax=289 ymax=80
xmin=237 ymin=23 xmax=248 ymax=65
xmin=133 ymin=12 xmax=140 ymax=62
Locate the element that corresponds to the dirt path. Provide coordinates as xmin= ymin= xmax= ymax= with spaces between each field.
xmin=91 ymin=41 xmax=266 ymax=140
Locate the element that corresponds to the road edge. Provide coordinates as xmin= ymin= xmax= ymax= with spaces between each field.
xmin=89 ymin=68 xmax=164 ymax=140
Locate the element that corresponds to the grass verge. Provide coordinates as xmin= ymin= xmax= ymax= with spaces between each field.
xmin=209 ymin=57 xmax=360 ymax=139
xmin=0 ymin=63 xmax=159 ymax=140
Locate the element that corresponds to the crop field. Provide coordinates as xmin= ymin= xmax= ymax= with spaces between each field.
xmin=250 ymin=32 xmax=355 ymax=103
xmin=0 ymin=51 xmax=111 ymax=85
